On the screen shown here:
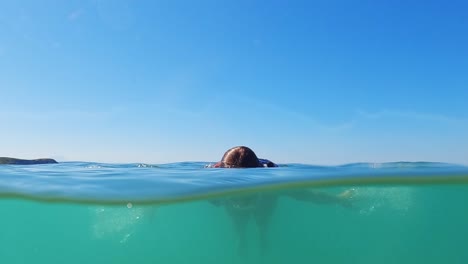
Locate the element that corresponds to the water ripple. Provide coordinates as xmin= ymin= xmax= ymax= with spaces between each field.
xmin=0 ymin=162 xmax=467 ymax=204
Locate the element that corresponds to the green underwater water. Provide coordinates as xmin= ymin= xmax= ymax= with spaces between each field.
xmin=1 ymin=184 xmax=467 ymax=264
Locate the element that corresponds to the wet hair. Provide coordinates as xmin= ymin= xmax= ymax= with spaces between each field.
xmin=219 ymin=146 xmax=260 ymax=168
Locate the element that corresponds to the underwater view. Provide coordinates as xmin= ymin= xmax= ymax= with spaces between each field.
xmin=1 ymin=162 xmax=468 ymax=264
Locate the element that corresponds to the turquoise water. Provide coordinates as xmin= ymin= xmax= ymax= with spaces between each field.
xmin=1 ymin=162 xmax=468 ymax=264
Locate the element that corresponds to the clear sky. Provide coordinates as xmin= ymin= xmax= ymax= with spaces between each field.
xmin=1 ymin=0 xmax=467 ymax=165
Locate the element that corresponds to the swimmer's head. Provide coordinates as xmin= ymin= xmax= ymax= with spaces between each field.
xmin=219 ymin=146 xmax=260 ymax=168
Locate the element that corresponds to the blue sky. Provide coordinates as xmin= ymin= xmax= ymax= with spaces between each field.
xmin=1 ymin=0 xmax=467 ymax=165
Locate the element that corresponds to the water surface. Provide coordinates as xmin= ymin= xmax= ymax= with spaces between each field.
xmin=1 ymin=162 xmax=467 ymax=264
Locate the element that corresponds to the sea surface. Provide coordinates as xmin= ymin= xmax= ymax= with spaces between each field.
xmin=1 ymin=161 xmax=468 ymax=264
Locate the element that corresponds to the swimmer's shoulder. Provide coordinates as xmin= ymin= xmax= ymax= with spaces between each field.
xmin=258 ymin=158 xmax=278 ymax=167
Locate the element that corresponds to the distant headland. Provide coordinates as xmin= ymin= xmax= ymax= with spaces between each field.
xmin=0 ymin=157 xmax=58 ymax=165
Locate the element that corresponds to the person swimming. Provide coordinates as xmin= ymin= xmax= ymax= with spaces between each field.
xmin=205 ymin=146 xmax=278 ymax=169
xmin=207 ymin=146 xmax=354 ymax=257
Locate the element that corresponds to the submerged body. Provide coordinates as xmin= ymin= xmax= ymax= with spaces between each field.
xmin=208 ymin=146 xmax=353 ymax=256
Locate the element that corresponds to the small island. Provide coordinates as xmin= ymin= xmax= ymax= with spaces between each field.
xmin=0 ymin=157 xmax=58 ymax=165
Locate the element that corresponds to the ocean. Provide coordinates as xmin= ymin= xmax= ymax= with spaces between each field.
xmin=1 ymin=162 xmax=467 ymax=264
